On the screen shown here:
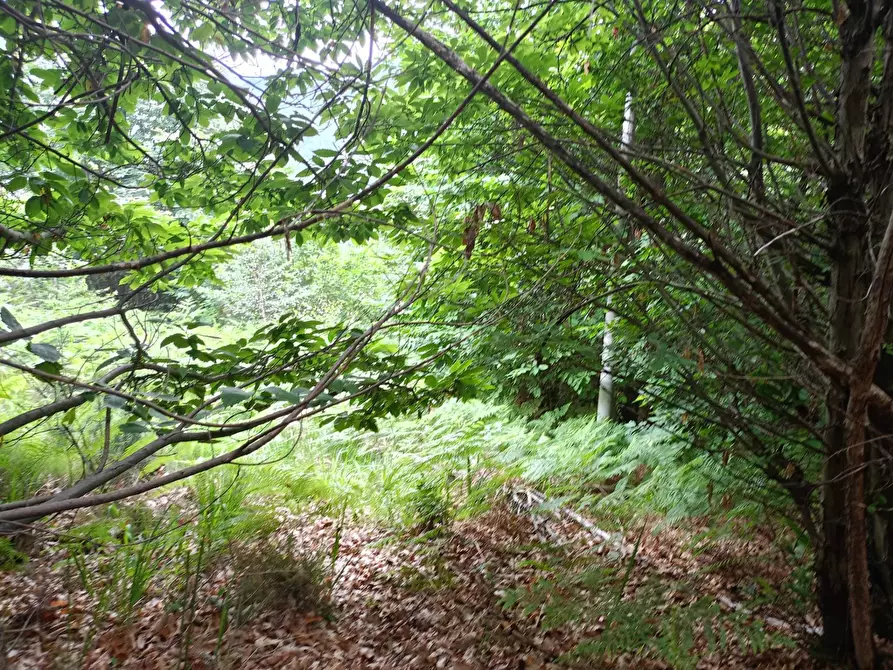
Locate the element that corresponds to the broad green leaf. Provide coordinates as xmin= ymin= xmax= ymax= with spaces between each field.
xmin=104 ymin=395 xmax=127 ymax=409
xmin=24 ymin=196 xmax=43 ymax=218
xmin=27 ymin=341 xmax=61 ymax=362
xmin=220 ymin=386 xmax=252 ymax=406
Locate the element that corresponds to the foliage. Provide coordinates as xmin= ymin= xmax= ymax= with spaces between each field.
xmin=63 ymin=504 xmax=188 ymax=623
xmin=4 ymin=0 xmax=893 ymax=660
xmin=58 ymin=470 xmax=280 ymax=625
xmin=0 ymin=536 xmax=27 ymax=571
xmin=193 ymin=238 xmax=398 ymax=326
xmin=501 ymin=550 xmax=796 ymax=669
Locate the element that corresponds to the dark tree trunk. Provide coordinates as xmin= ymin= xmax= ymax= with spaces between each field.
xmin=819 ymin=1 xmax=884 ymax=659
xmin=867 ymin=371 xmax=893 ymax=640
xmin=820 ymin=183 xmax=870 ymax=658
xmin=819 ymin=384 xmax=853 ymax=657
xmin=866 ymin=440 xmax=893 ymax=640
xmin=864 ymin=9 xmax=893 ymax=647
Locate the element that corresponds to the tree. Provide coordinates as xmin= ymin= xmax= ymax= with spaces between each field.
xmin=0 ymin=0 xmax=473 ymax=535
xmin=363 ymin=0 xmax=893 ymax=665
xmin=3 ymin=0 xmax=893 ymax=665
xmin=598 ymin=89 xmax=636 ymax=422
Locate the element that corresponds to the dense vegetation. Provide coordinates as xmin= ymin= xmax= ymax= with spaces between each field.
xmin=2 ymin=0 xmax=893 ymax=666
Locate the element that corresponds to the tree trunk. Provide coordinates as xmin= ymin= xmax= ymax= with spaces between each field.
xmin=866 ymin=435 xmax=893 ymax=640
xmin=597 ymin=90 xmax=635 ymax=421
xmin=818 ymin=398 xmax=852 ymax=657
xmin=597 ymin=304 xmax=616 ymax=421
xmin=819 ymin=191 xmax=869 ymax=658
xmin=844 ymin=400 xmax=874 ymax=669
xmin=820 ymin=0 xmax=881 ymax=655
xmin=826 ymin=192 xmax=893 ymax=668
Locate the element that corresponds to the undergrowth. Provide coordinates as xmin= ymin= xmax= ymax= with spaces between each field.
xmin=0 ymin=399 xmax=813 ymax=667
xmin=500 ymin=547 xmax=797 ymax=669
xmin=221 ymin=539 xmax=332 ymax=626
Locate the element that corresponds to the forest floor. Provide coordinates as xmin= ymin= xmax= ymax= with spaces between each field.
xmin=0 ymin=488 xmax=860 ymax=669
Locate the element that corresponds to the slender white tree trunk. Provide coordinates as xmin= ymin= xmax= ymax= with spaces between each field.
xmin=597 ymin=90 xmax=635 ymax=421
xmin=597 ymin=304 xmax=616 ymax=420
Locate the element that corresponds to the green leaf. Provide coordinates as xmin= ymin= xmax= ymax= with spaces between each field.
xmin=104 ymin=395 xmax=127 ymax=409
xmin=6 ymin=176 xmax=26 ymax=192
xmin=25 ymin=196 xmax=43 ymax=218
xmin=191 ymin=22 xmax=214 ymax=42
xmin=27 ymin=341 xmax=61 ymax=362
xmin=160 ymin=333 xmax=190 ymax=348
xmin=119 ymin=422 xmax=149 ymax=434
xmin=220 ymin=386 xmax=252 ymax=406
xmin=1 ymin=307 xmax=22 ymax=331
xmin=262 ymin=386 xmax=306 ymax=404
xmin=309 ymin=392 xmax=334 ymax=406
xmin=34 ymin=361 xmax=62 ymax=375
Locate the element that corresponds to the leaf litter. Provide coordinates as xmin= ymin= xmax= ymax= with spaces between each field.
xmin=0 ymin=488 xmax=876 ymax=669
